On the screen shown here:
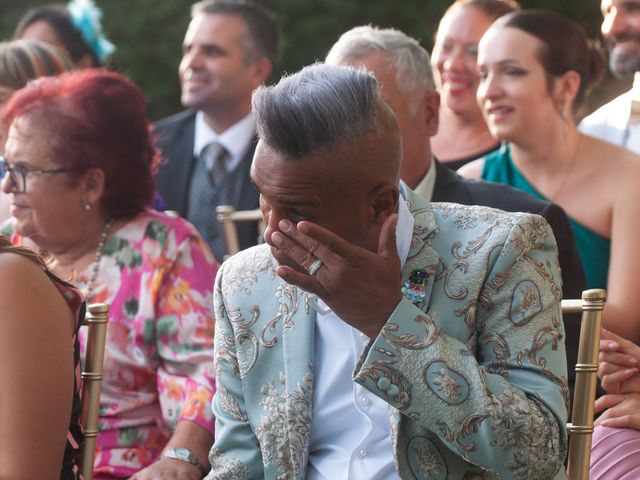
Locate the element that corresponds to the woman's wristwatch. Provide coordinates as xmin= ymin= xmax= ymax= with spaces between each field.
xmin=162 ymin=448 xmax=209 ymax=476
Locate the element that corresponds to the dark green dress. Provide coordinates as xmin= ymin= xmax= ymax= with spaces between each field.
xmin=481 ymin=143 xmax=610 ymax=289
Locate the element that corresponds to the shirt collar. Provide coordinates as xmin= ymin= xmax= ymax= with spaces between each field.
xmin=411 ymin=156 xmax=437 ymax=202
xmin=193 ymin=111 xmax=256 ymax=160
xmin=396 ymin=189 xmax=415 ymax=270
xmin=632 ymin=72 xmax=640 ymax=101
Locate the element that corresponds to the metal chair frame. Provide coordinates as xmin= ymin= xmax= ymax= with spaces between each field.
xmin=80 ymin=302 xmax=109 ymax=480
xmin=216 ymin=205 xmax=264 ymax=258
xmin=562 ymin=289 xmax=606 ymax=480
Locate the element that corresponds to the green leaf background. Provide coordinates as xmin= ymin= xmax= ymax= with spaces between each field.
xmin=0 ymin=0 xmax=624 ymax=122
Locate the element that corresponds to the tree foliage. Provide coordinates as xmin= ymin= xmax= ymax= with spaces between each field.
xmin=0 ymin=0 xmax=607 ymax=121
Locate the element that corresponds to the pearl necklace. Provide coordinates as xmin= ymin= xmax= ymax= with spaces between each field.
xmin=84 ymin=218 xmax=114 ymax=301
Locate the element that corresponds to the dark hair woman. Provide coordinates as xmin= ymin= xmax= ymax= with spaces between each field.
xmin=14 ymin=0 xmax=115 ymax=68
xmin=460 ymin=10 xmax=640 ymax=344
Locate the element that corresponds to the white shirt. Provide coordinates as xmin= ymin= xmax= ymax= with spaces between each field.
xmin=307 ymin=197 xmax=414 ymax=480
xmin=579 ymin=72 xmax=640 ymax=154
xmin=193 ymin=111 xmax=256 ymax=172
xmin=412 ymin=157 xmax=437 ymax=202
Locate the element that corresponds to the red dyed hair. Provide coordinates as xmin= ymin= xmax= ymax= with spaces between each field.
xmin=2 ymin=69 xmax=160 ymax=219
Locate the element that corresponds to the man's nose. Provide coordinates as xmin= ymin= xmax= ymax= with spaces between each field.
xmin=603 ymin=7 xmax=626 ymax=38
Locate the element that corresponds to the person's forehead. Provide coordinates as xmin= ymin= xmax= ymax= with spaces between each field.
xmin=603 ymin=0 xmax=640 ymax=11
xmin=4 ymin=117 xmax=49 ymax=163
xmin=253 ymin=141 xmax=359 ymax=184
xmin=185 ymin=12 xmax=248 ymax=41
xmin=19 ymin=20 xmax=64 ymax=49
xmin=479 ymin=26 xmax=540 ymax=58
xmin=437 ymin=5 xmax=493 ymax=43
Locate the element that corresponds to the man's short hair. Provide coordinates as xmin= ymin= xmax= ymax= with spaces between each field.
xmin=252 ymin=63 xmax=381 ymax=159
xmin=451 ymin=0 xmax=520 ymax=20
xmin=191 ymin=0 xmax=279 ymax=66
xmin=326 ymin=26 xmax=435 ymax=98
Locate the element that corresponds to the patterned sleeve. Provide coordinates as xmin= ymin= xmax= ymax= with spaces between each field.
xmin=206 ymin=262 xmax=264 ymax=479
xmin=354 ymin=215 xmax=569 ymax=478
xmin=155 ymin=221 xmax=218 ymax=434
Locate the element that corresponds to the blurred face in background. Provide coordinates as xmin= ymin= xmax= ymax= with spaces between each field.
xmin=476 ymin=26 xmax=558 ymax=144
xmin=431 ymin=5 xmax=495 ymax=116
xmin=18 ymin=20 xmax=65 ymax=51
xmin=601 ymin=0 xmax=640 ymax=77
xmin=179 ymin=13 xmax=265 ymax=118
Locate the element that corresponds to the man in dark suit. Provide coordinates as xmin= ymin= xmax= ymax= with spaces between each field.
xmin=154 ymin=0 xmax=279 ymax=261
xmin=326 ymin=25 xmax=586 ymax=394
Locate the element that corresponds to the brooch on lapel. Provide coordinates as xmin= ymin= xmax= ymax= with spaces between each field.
xmin=401 ymin=269 xmax=428 ymax=304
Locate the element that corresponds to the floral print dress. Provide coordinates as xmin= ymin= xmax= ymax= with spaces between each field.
xmin=12 ymin=209 xmax=218 ymax=478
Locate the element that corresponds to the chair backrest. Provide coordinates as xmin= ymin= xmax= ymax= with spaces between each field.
xmin=80 ymin=302 xmax=109 ymax=480
xmin=562 ymin=289 xmax=606 ymax=480
xmin=216 ymin=205 xmax=264 ymax=258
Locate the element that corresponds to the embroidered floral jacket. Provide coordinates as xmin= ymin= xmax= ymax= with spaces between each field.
xmin=207 ymin=186 xmax=569 ymax=479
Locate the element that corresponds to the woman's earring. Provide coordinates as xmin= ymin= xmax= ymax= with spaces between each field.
xmin=84 ymin=201 xmax=92 ymax=211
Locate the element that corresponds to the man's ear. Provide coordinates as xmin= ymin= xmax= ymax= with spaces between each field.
xmin=424 ymin=90 xmax=440 ymax=137
xmin=371 ymin=183 xmax=400 ymax=224
xmin=251 ymin=57 xmax=274 ymax=88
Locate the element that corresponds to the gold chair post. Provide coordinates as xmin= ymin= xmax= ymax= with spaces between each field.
xmin=216 ymin=205 xmax=264 ymax=259
xmin=80 ymin=303 xmax=109 ymax=480
xmin=564 ymin=289 xmax=606 ymax=480
xmin=216 ymin=205 xmax=241 ymax=257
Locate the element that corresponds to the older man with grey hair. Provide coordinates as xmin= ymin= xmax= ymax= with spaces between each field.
xmin=326 ymin=25 xmax=586 ymax=391
xmin=206 ymin=62 xmax=568 ymax=479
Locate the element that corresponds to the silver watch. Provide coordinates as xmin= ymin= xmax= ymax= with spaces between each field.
xmin=162 ymin=447 xmax=209 ymax=476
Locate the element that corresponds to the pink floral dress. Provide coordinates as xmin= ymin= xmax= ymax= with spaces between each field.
xmin=12 ymin=209 xmax=218 ymax=478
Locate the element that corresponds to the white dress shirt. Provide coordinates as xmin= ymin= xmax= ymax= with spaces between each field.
xmin=412 ymin=156 xmax=437 ymax=202
xmin=307 ymin=197 xmax=414 ymax=480
xmin=579 ymin=72 xmax=640 ymax=154
xmin=193 ymin=111 xmax=256 ymax=172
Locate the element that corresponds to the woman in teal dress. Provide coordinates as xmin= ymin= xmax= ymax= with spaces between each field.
xmin=460 ymin=10 xmax=640 ymax=343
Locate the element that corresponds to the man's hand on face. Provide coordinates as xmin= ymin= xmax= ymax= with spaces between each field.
xmin=270 ymin=213 xmax=402 ymax=338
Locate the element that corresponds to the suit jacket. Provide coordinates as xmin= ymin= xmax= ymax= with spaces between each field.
xmin=432 ymin=159 xmax=587 ymax=396
xmin=207 ymin=186 xmax=569 ymax=479
xmin=153 ymin=110 xmax=260 ymax=252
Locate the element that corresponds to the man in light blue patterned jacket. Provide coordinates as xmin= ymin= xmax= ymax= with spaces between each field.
xmin=206 ymin=63 xmax=569 ymax=479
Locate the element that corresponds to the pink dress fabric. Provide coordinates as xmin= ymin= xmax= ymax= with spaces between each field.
xmin=590 ymin=425 xmax=640 ymax=479
xmin=12 ymin=209 xmax=218 ymax=478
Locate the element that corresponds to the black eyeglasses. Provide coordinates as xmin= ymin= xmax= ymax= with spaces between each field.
xmin=0 ymin=155 xmax=71 ymax=193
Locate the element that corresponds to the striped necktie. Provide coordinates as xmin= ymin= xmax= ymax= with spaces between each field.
xmin=202 ymin=142 xmax=229 ymax=186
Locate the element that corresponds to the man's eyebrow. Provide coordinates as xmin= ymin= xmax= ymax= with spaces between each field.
xmin=277 ymin=196 xmax=321 ymax=207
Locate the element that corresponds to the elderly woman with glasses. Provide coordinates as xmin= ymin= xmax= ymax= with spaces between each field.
xmin=0 ymin=69 xmax=218 ymax=479
xmin=0 ymin=39 xmax=74 ymax=222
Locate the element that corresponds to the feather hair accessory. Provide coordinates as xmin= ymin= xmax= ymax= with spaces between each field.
xmin=67 ymin=0 xmax=115 ymax=64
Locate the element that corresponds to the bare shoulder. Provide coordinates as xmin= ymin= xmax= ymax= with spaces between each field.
xmin=583 ymin=135 xmax=640 ymax=172
xmin=0 ymin=251 xmax=44 ymax=287
xmin=0 ymin=252 xmax=71 ymax=332
xmin=457 ymin=158 xmax=485 ymax=179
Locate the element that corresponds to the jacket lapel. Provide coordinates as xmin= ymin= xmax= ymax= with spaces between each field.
xmin=400 ymin=183 xmax=441 ymax=308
